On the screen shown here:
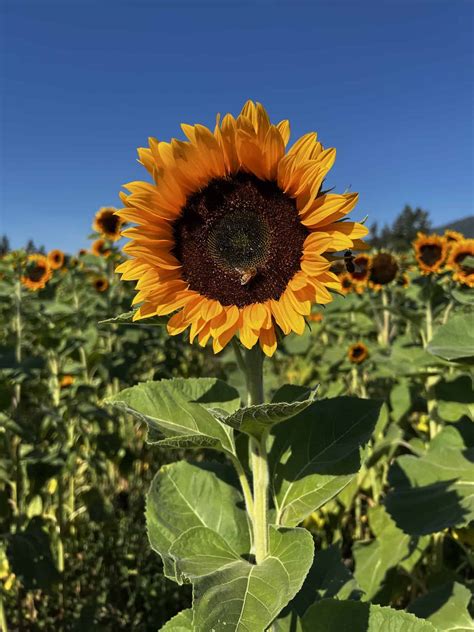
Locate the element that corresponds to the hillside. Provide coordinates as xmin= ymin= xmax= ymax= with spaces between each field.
xmin=434 ymin=215 xmax=474 ymax=237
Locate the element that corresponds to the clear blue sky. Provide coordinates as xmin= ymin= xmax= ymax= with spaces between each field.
xmin=1 ymin=0 xmax=472 ymax=253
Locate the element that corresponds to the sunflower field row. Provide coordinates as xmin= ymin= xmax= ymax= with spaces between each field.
xmin=0 ymin=220 xmax=473 ymax=630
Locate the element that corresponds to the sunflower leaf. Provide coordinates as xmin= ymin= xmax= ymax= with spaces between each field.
xmin=160 ymin=609 xmax=194 ymax=632
xmin=427 ymin=313 xmax=474 ymax=362
xmin=146 ymin=461 xmax=251 ymax=585
xmin=192 ymin=526 xmax=314 ymax=632
xmin=301 ymin=599 xmax=437 ymax=632
xmin=215 ymin=385 xmax=318 ymax=441
xmin=269 ymin=397 xmax=382 ymax=526
xmin=105 ymin=378 xmax=239 ymax=455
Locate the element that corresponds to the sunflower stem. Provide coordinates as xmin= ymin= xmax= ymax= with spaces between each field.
xmin=244 ymin=346 xmax=269 ymax=564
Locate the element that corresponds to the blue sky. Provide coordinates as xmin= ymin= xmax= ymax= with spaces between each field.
xmin=1 ymin=0 xmax=472 ymax=253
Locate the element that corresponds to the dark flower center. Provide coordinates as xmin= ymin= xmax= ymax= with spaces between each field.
xmin=27 ymin=264 xmax=46 ymax=282
xmin=99 ymin=212 xmax=120 ymax=235
xmin=351 ymin=255 xmax=370 ymax=281
xmin=352 ymin=345 xmax=364 ymax=358
xmin=420 ymin=244 xmax=442 ymax=267
xmin=369 ymin=253 xmax=399 ymax=285
xmin=172 ymin=173 xmax=308 ymax=307
xmin=342 ymin=277 xmax=352 ymax=289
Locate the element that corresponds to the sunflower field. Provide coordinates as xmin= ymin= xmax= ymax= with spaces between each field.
xmin=1 ymin=103 xmax=473 ymax=632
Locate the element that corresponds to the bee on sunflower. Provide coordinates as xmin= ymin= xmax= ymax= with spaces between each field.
xmin=20 ymin=254 xmax=52 ymax=291
xmin=368 ymin=252 xmax=399 ymax=290
xmin=91 ymin=239 xmax=112 ymax=258
xmin=48 ymin=249 xmax=65 ymax=270
xmin=93 ymin=207 xmax=123 ymax=241
xmin=348 ymin=342 xmax=369 ymax=364
xmin=413 ymin=233 xmax=448 ymax=275
xmin=447 ymin=239 xmax=474 ymax=287
xmin=116 ymin=101 xmax=367 ymax=356
xmin=93 ymin=276 xmax=109 ymax=292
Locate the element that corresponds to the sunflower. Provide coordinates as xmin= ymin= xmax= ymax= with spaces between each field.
xmin=91 ymin=239 xmax=111 ymax=257
xmin=447 ymin=239 xmax=474 ymax=287
xmin=48 ymin=249 xmax=65 ymax=270
xmin=349 ymin=253 xmax=371 ymax=282
xmin=369 ymin=252 xmax=399 ymax=290
xmin=413 ymin=233 xmax=448 ymax=274
xmin=60 ymin=375 xmax=74 ymax=388
xmin=444 ymin=229 xmax=464 ymax=243
xmin=78 ymin=248 xmax=88 ymax=256
xmin=396 ymin=272 xmax=410 ymax=288
xmin=20 ymin=254 xmax=52 ymax=291
xmin=348 ymin=342 xmax=369 ymax=364
xmin=93 ymin=276 xmax=109 ymax=292
xmin=116 ymin=101 xmax=367 ymax=356
xmin=93 ymin=207 xmax=123 ymax=241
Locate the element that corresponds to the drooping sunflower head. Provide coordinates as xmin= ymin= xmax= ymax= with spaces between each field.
xmin=369 ymin=252 xmax=399 ymax=289
xmin=444 ymin=229 xmax=464 ymax=243
xmin=348 ymin=342 xmax=369 ymax=364
xmin=413 ymin=233 xmax=448 ymax=274
xmin=21 ymin=254 xmax=52 ymax=291
xmin=447 ymin=239 xmax=474 ymax=287
xmin=47 ymin=249 xmax=65 ymax=270
xmin=93 ymin=207 xmax=123 ymax=241
xmin=349 ymin=253 xmax=371 ymax=282
xmin=91 ymin=239 xmax=112 ymax=258
xmin=116 ymin=101 xmax=367 ymax=356
xmin=93 ymin=276 xmax=109 ymax=292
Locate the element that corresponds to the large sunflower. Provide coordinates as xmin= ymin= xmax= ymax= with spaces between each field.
xmin=413 ymin=233 xmax=448 ymax=274
xmin=93 ymin=207 xmax=123 ymax=241
xmin=447 ymin=239 xmax=474 ymax=287
xmin=116 ymin=101 xmax=367 ymax=356
xmin=21 ymin=254 xmax=52 ymax=291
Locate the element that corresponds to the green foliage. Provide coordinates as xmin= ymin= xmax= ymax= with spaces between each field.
xmin=427 ymin=313 xmax=474 ymax=361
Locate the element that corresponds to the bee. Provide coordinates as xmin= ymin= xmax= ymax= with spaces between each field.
xmin=343 ymin=249 xmax=356 ymax=273
xmin=236 ymin=267 xmax=257 ymax=286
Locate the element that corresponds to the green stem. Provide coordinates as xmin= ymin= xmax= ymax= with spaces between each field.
xmin=244 ymin=347 xmax=269 ymax=564
xmin=381 ymin=289 xmax=390 ymax=346
xmin=231 ymin=457 xmax=254 ymax=523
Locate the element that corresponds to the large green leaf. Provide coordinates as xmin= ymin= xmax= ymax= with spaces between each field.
xmin=302 ymin=599 xmax=437 ymax=632
xmin=146 ymin=461 xmax=250 ymax=583
xmin=385 ymin=428 xmax=474 ymax=535
xmin=192 ymin=526 xmax=314 ymax=632
xmin=106 ymin=378 xmax=239 ymax=454
xmin=427 ymin=313 xmax=474 ymax=361
xmin=435 ymin=375 xmax=474 ymax=422
xmin=160 ymin=609 xmax=194 ymax=631
xmin=408 ymin=581 xmax=474 ymax=632
xmin=353 ymin=506 xmax=428 ymax=600
xmin=269 ymin=397 xmax=382 ymax=526
xmin=216 ymin=386 xmax=318 ymax=441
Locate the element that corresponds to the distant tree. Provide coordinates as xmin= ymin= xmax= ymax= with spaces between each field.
xmin=0 ymin=235 xmax=10 ymax=256
xmin=24 ymin=239 xmax=46 ymax=254
xmin=369 ymin=205 xmax=431 ymax=251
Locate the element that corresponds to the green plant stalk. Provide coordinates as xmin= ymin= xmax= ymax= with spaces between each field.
xmin=244 ymin=347 xmax=269 ymax=563
xmin=381 ymin=288 xmax=390 ymax=346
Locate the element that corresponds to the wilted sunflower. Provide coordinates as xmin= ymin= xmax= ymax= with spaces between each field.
xmin=444 ymin=229 xmax=464 ymax=243
xmin=349 ymin=253 xmax=371 ymax=282
xmin=369 ymin=252 xmax=399 ymax=290
xmin=48 ymin=249 xmax=65 ymax=270
xmin=21 ymin=254 xmax=52 ymax=291
xmin=413 ymin=233 xmax=448 ymax=274
xmin=93 ymin=276 xmax=109 ymax=292
xmin=116 ymin=101 xmax=367 ymax=356
xmin=91 ymin=239 xmax=111 ymax=257
xmin=93 ymin=207 xmax=123 ymax=241
xmin=447 ymin=239 xmax=474 ymax=287
xmin=348 ymin=342 xmax=369 ymax=364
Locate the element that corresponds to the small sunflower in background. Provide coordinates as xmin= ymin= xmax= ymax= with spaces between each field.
xmin=93 ymin=276 xmax=109 ymax=292
xmin=21 ymin=254 xmax=52 ymax=291
xmin=338 ymin=272 xmax=355 ymax=295
xmin=91 ymin=239 xmax=112 ymax=258
xmin=413 ymin=233 xmax=448 ymax=274
xmin=444 ymin=229 xmax=464 ymax=244
xmin=348 ymin=342 xmax=369 ymax=364
xmin=93 ymin=207 xmax=123 ymax=241
xmin=447 ymin=239 xmax=474 ymax=287
xmin=349 ymin=253 xmax=371 ymax=283
xmin=396 ymin=272 xmax=410 ymax=288
xmin=60 ymin=375 xmax=74 ymax=388
xmin=369 ymin=252 xmax=399 ymax=290
xmin=78 ymin=248 xmax=88 ymax=256
xmin=116 ymin=100 xmax=367 ymax=356
xmin=48 ymin=249 xmax=65 ymax=270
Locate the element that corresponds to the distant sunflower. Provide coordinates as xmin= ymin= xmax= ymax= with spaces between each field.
xmin=116 ymin=101 xmax=367 ymax=356
xmin=396 ymin=272 xmax=410 ymax=288
xmin=21 ymin=254 xmax=52 ymax=291
xmin=349 ymin=253 xmax=371 ymax=282
xmin=413 ymin=233 xmax=448 ymax=274
xmin=60 ymin=375 xmax=74 ymax=388
xmin=48 ymin=249 xmax=65 ymax=270
xmin=444 ymin=229 xmax=463 ymax=243
xmin=369 ymin=252 xmax=399 ymax=289
xmin=339 ymin=273 xmax=354 ymax=295
xmin=348 ymin=342 xmax=369 ymax=364
xmin=93 ymin=207 xmax=123 ymax=241
xmin=447 ymin=239 xmax=474 ymax=287
xmin=308 ymin=311 xmax=323 ymax=323
xmin=78 ymin=248 xmax=88 ymax=256
xmin=91 ymin=239 xmax=111 ymax=257
xmin=93 ymin=276 xmax=109 ymax=292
